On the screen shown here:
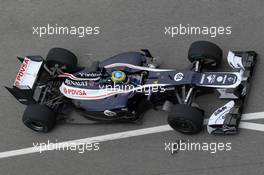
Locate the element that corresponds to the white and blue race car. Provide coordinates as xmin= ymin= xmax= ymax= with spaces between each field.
xmin=5 ymin=41 xmax=257 ymax=134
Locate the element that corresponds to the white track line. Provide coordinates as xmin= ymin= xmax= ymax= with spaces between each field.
xmin=0 ymin=125 xmax=172 ymax=159
xmin=239 ymin=122 xmax=264 ymax=132
xmin=241 ymin=112 xmax=264 ymax=121
xmin=0 ymin=112 xmax=264 ymax=159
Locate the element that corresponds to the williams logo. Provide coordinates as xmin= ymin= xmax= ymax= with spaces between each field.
xmin=174 ymin=72 xmax=184 ymax=81
xmin=104 ymin=110 xmax=117 ymax=117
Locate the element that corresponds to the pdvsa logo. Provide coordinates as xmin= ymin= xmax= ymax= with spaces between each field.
xmin=63 ymin=87 xmax=87 ymax=96
xmin=174 ymin=72 xmax=184 ymax=81
xmin=15 ymin=58 xmax=30 ymax=86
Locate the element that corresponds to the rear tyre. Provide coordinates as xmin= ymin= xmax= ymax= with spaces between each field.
xmin=87 ymin=61 xmax=100 ymax=72
xmin=188 ymin=41 xmax=222 ymax=69
xmin=99 ymin=52 xmax=146 ymax=68
xmin=22 ymin=104 xmax=56 ymax=133
xmin=46 ymin=48 xmax=78 ymax=71
xmin=167 ymin=105 xmax=204 ymax=134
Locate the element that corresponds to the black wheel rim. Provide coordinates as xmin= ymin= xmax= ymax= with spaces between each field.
xmin=202 ymin=58 xmax=217 ymax=66
xmin=192 ymin=56 xmax=217 ymax=67
xmin=27 ymin=121 xmax=45 ymax=132
xmin=47 ymin=61 xmax=66 ymax=68
xmin=173 ymin=119 xmax=196 ymax=133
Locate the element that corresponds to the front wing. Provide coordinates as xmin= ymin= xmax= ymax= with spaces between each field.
xmin=207 ymin=51 xmax=257 ymax=134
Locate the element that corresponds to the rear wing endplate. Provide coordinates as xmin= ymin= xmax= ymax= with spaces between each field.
xmin=5 ymin=56 xmax=44 ymax=105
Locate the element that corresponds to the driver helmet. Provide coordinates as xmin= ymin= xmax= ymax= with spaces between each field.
xmin=111 ymin=71 xmax=128 ymax=83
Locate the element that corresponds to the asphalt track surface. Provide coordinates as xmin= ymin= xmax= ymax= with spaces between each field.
xmin=0 ymin=0 xmax=264 ymax=174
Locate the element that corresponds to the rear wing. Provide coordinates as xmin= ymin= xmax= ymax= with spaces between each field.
xmin=5 ymin=56 xmax=44 ymax=105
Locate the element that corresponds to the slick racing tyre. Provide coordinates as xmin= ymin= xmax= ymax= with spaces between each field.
xmin=87 ymin=61 xmax=100 ymax=72
xmin=22 ymin=104 xmax=56 ymax=133
xmin=188 ymin=41 xmax=222 ymax=69
xmin=167 ymin=104 xmax=204 ymax=134
xmin=46 ymin=48 xmax=78 ymax=71
xmin=99 ymin=52 xmax=146 ymax=68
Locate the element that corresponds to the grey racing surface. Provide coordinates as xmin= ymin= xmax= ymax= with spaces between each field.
xmin=0 ymin=0 xmax=264 ymax=174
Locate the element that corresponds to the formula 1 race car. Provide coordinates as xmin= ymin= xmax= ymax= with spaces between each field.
xmin=5 ymin=41 xmax=257 ymax=134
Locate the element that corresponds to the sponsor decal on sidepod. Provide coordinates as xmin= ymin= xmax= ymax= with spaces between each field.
xmin=63 ymin=87 xmax=87 ymax=96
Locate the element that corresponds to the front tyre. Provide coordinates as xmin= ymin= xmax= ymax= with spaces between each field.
xmin=22 ymin=104 xmax=56 ymax=133
xmin=188 ymin=41 xmax=222 ymax=69
xmin=167 ymin=105 xmax=204 ymax=134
